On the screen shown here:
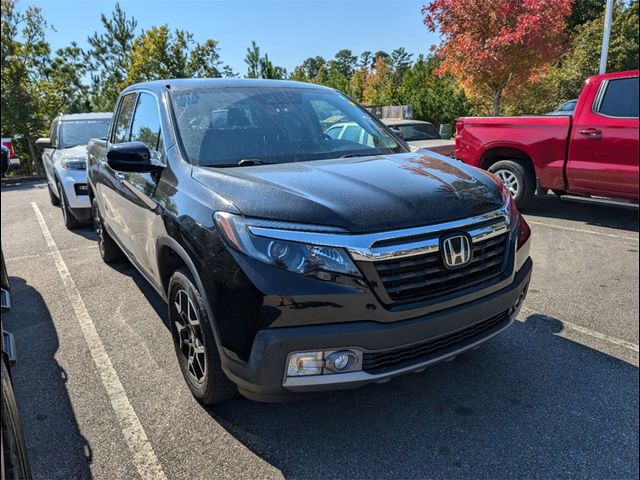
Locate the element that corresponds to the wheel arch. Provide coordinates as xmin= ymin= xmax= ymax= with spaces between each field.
xmin=156 ymin=235 xmax=228 ymax=361
xmin=479 ymin=146 xmax=537 ymax=181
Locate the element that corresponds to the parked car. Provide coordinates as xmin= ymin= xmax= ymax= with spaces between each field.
xmin=1 ymin=145 xmax=9 ymax=177
xmin=455 ymin=70 xmax=639 ymax=208
xmin=383 ymin=119 xmax=455 ymax=156
xmin=88 ymin=79 xmax=532 ymax=404
xmin=1 ymin=248 xmax=32 ymax=480
xmin=36 ymin=113 xmax=112 ymax=229
xmin=1 ymin=137 xmax=21 ymax=174
xmin=546 ymin=99 xmax=578 ymax=116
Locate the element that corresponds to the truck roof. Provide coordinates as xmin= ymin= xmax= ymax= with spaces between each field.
xmin=585 ymin=69 xmax=639 ymax=85
xmin=122 ymin=78 xmax=334 ymax=94
xmin=56 ymin=112 xmax=113 ymax=121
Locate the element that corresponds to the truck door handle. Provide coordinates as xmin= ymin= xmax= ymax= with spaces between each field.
xmin=115 ymin=172 xmax=125 ymax=180
xmin=579 ymin=128 xmax=602 ymax=138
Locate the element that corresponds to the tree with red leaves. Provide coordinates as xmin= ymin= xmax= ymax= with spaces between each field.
xmin=423 ymin=0 xmax=573 ymax=115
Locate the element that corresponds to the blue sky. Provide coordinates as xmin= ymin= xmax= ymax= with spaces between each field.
xmin=32 ymin=0 xmax=440 ymax=75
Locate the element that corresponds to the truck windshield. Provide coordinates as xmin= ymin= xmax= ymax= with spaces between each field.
xmin=59 ymin=120 xmax=111 ymax=149
xmin=170 ymin=86 xmax=405 ymax=166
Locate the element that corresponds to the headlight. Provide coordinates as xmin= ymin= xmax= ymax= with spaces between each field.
xmin=59 ymin=159 xmax=86 ymax=170
xmin=214 ymin=212 xmax=361 ymax=278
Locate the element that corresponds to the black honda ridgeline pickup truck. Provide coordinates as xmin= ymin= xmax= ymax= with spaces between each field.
xmin=87 ymin=79 xmax=532 ymax=403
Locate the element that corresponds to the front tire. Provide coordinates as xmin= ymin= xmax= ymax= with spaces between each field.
xmin=57 ymin=179 xmax=80 ymax=230
xmin=92 ymin=198 xmax=123 ymax=263
xmin=168 ymin=269 xmax=237 ymax=405
xmin=489 ymin=160 xmax=535 ymax=209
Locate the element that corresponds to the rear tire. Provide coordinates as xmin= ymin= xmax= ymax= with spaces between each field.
xmin=168 ymin=269 xmax=237 ymax=405
xmin=48 ymin=183 xmax=60 ymax=206
xmin=92 ymin=198 xmax=124 ymax=263
xmin=489 ymin=160 xmax=535 ymax=209
xmin=57 ymin=179 xmax=80 ymax=230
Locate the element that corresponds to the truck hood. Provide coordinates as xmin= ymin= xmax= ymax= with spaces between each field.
xmin=56 ymin=145 xmax=87 ymax=160
xmin=192 ymin=152 xmax=503 ymax=233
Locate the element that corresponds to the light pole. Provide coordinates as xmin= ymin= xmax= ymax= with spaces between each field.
xmin=599 ymin=0 xmax=614 ymax=74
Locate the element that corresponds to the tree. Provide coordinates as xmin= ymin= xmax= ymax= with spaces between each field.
xmin=126 ymin=26 xmax=223 ymax=83
xmin=1 ymin=0 xmax=54 ymax=173
xmin=244 ymin=41 xmax=285 ymax=79
xmin=87 ymin=3 xmax=137 ymax=110
xmin=503 ymin=1 xmax=639 ymax=115
xmin=363 ymin=55 xmax=398 ymax=105
xmin=333 ymin=49 xmax=357 ymax=78
xmin=390 ymin=47 xmax=413 ymax=79
xmin=423 ymin=0 xmax=573 ymax=115
xmin=400 ymin=55 xmax=468 ymax=128
xmin=245 ymin=40 xmax=260 ymax=78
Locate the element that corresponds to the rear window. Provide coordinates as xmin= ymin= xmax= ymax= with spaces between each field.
xmin=597 ymin=77 xmax=639 ymax=118
xmin=396 ymin=123 xmax=440 ymax=141
xmin=169 ymin=86 xmax=403 ymax=167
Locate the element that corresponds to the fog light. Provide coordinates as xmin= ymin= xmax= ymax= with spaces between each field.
xmin=325 ymin=350 xmax=358 ymax=372
xmin=287 ymin=352 xmax=323 ymax=376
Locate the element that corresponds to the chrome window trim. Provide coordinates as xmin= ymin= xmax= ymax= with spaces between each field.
xmin=248 ymin=199 xmax=511 ymax=262
xmin=591 ymin=76 xmax=640 ymax=120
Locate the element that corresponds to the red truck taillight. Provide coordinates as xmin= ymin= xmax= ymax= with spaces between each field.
xmin=455 ymin=120 xmax=464 ymax=135
xmin=2 ymin=141 xmax=15 ymax=159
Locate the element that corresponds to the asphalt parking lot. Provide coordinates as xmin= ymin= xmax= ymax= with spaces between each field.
xmin=1 ymin=180 xmax=638 ymax=480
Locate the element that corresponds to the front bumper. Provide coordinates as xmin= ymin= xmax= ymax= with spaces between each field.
xmin=222 ymin=257 xmax=532 ymax=402
xmin=55 ymin=166 xmax=90 ymax=210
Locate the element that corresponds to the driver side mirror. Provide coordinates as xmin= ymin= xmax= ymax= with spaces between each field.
xmin=390 ymin=127 xmax=404 ymax=139
xmin=35 ymin=137 xmax=52 ymax=149
xmin=107 ymin=142 xmax=164 ymax=173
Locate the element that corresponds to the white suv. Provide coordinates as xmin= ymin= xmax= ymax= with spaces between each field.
xmin=36 ymin=113 xmax=112 ymax=229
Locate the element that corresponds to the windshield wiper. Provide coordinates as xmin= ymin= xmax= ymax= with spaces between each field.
xmin=338 ymin=152 xmax=376 ymax=159
xmin=207 ymin=159 xmax=275 ymax=168
xmin=237 ymin=159 xmax=273 ymax=166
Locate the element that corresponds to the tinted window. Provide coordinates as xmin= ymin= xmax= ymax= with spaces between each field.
xmin=397 ymin=123 xmax=440 ymax=141
xmin=598 ymin=77 xmax=639 ymax=118
xmin=113 ymin=93 xmax=137 ymax=143
xmin=130 ymin=93 xmax=161 ymax=152
xmin=170 ymin=86 xmax=402 ymax=166
xmin=59 ymin=119 xmax=111 ymax=149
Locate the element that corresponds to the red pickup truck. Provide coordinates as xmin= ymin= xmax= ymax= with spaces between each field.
xmin=455 ymin=70 xmax=639 ymax=208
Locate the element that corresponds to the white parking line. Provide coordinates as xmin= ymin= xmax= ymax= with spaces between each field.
xmin=31 ymin=202 xmax=167 ymax=480
xmin=521 ymin=306 xmax=639 ymax=353
xmin=528 ymin=220 xmax=639 ymax=242
xmin=6 ymin=246 xmax=98 ymax=263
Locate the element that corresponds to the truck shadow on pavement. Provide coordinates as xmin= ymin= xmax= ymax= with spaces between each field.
xmin=3 ymin=276 xmax=93 ymax=480
xmin=525 ymin=195 xmax=639 ymax=233
xmin=209 ymin=312 xmax=638 ymax=479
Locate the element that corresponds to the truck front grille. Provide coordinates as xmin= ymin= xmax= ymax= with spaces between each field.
xmin=373 ymin=232 xmax=509 ymax=302
xmin=362 ymin=310 xmax=509 ymax=373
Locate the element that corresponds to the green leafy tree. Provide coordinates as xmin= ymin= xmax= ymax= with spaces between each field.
xmin=363 ymin=55 xmax=398 ymax=105
xmin=244 ymin=41 xmax=285 ymax=79
xmin=245 ymin=40 xmax=260 ymax=78
xmin=87 ymin=3 xmax=137 ymax=110
xmin=1 ymin=0 xmax=54 ymax=173
xmin=504 ymin=1 xmax=639 ymax=115
xmin=333 ymin=49 xmax=357 ymax=78
xmin=126 ymin=26 xmax=223 ymax=83
xmin=400 ymin=55 xmax=468 ymax=128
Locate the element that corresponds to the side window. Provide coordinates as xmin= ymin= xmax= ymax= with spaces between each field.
xmin=597 ymin=77 xmax=639 ymax=118
xmin=113 ymin=93 xmax=138 ymax=143
xmin=130 ymin=93 xmax=162 ymax=159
